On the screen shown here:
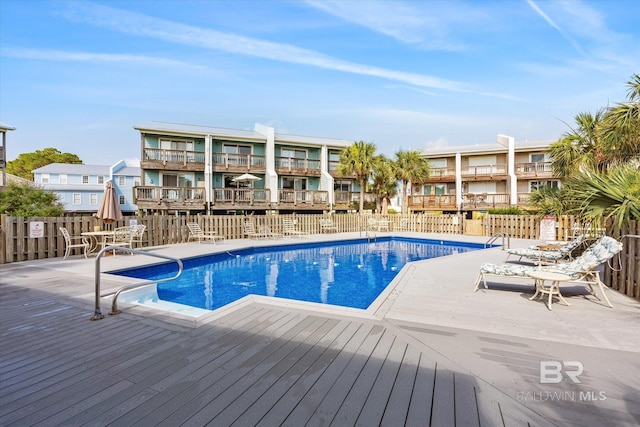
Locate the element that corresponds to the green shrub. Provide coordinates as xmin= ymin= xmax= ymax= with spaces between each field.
xmin=487 ymin=206 xmax=526 ymax=215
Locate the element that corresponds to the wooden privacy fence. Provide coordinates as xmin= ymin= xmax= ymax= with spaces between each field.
xmin=2 ymin=214 xmax=637 ymax=302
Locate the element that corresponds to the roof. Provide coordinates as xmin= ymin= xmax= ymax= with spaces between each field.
xmin=134 ymin=121 xmax=265 ymax=141
xmin=0 ymin=122 xmax=16 ymax=131
xmin=32 ymin=163 xmax=111 ymax=175
xmin=134 ymin=121 xmax=352 ymax=147
xmin=113 ymin=166 xmax=141 ymax=176
xmin=421 ymin=138 xmax=556 ymax=157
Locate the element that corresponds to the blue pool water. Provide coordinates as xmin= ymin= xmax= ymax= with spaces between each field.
xmin=111 ymin=237 xmax=486 ymax=311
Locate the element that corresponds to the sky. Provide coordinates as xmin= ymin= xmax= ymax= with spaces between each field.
xmin=1 ymin=0 xmax=639 ymax=166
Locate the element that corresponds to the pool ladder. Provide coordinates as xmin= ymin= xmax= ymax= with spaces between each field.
xmin=91 ymin=246 xmax=183 ymax=321
xmin=485 ymin=232 xmax=510 ymax=249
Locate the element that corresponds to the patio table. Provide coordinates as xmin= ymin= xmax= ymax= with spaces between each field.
xmin=528 ymin=270 xmax=573 ymax=311
xmin=81 ymin=230 xmax=115 ymax=254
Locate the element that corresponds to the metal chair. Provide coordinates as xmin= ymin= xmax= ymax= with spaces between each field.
xmin=59 ymin=227 xmax=90 ymax=260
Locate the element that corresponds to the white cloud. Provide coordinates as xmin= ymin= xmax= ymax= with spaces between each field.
xmin=2 ymin=47 xmax=206 ymax=69
xmin=56 ymin=2 xmax=513 ymax=98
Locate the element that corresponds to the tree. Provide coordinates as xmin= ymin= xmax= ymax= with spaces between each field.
xmin=7 ymin=148 xmax=83 ymax=180
xmin=370 ymin=155 xmax=398 ymax=214
xmin=599 ymin=73 xmax=640 ymax=165
xmin=394 ymin=149 xmax=430 ymax=214
xmin=337 ymin=141 xmax=377 ymax=214
xmin=0 ymin=183 xmax=64 ymax=216
xmin=567 ymin=163 xmax=640 ymax=234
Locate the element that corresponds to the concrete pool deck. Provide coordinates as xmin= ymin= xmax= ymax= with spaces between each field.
xmin=1 ymin=232 xmax=639 ymax=426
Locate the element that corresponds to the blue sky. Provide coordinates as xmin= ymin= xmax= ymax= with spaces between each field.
xmin=1 ymin=0 xmax=638 ymax=165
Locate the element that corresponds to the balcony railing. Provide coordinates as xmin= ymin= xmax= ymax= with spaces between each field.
xmin=135 ymin=186 xmax=206 ymax=210
xmin=212 ymin=153 xmax=266 ymax=171
xmin=143 ymin=148 xmax=205 ymax=166
xmin=275 ymin=157 xmax=321 ymax=175
xmin=408 ymin=194 xmax=457 ymax=210
xmin=333 ymin=191 xmax=376 ymax=207
xmin=462 ymin=193 xmax=510 ymax=208
xmin=278 ymin=190 xmax=328 ymax=207
xmin=461 ymin=164 xmax=507 ymax=178
xmin=212 ymin=188 xmax=271 ymax=206
xmin=428 ymin=167 xmax=457 ymax=180
xmin=515 ymin=161 xmax=553 ymax=176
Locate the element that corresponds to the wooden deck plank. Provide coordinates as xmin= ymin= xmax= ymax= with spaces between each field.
xmin=430 ymin=366 xmax=456 ymax=426
xmin=316 ymin=329 xmax=396 ymax=425
xmin=355 ymin=339 xmax=408 ymax=426
xmin=247 ymin=320 xmax=363 ymax=426
xmin=272 ymin=322 xmax=377 ymax=427
xmin=204 ymin=318 xmax=347 ymax=426
xmin=455 ymin=374 xmax=481 ymax=427
xmin=379 ymin=345 xmax=422 ymax=425
xmin=175 ymin=317 xmax=337 ymax=426
xmin=115 ymin=313 xmax=318 ymax=426
xmin=405 ymin=352 xmax=436 ymax=425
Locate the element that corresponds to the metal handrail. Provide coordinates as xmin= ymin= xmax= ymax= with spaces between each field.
xmin=91 ymin=246 xmax=183 ymax=321
xmin=485 ymin=232 xmax=510 ymax=249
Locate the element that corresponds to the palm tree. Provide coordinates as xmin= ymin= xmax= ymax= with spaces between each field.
xmin=394 ymin=149 xmax=430 ymax=214
xmin=549 ymin=110 xmax=604 ymax=179
xmin=568 ymin=163 xmax=640 ymax=234
xmin=337 ymin=141 xmax=377 ymax=213
xmin=370 ymin=155 xmax=398 ymax=214
xmin=599 ymin=73 xmax=640 ymax=165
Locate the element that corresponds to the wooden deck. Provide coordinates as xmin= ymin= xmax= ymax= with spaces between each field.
xmin=0 ymin=282 xmax=552 ymax=426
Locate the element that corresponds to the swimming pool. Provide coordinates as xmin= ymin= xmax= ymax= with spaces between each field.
xmin=111 ymin=237 xmax=487 ymax=311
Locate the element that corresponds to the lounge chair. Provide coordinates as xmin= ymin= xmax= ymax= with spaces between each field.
xmin=187 ymin=222 xmax=226 ymax=244
xmin=59 ymin=227 xmax=90 ymax=260
xmin=474 ymin=236 xmax=623 ymax=307
xmin=319 ymin=218 xmax=338 ymax=233
xmin=283 ymin=218 xmax=310 ymax=238
xmin=259 ymin=225 xmax=283 ymax=239
xmin=243 ymin=220 xmax=266 ymax=239
xmin=505 ymin=234 xmax=587 ymax=264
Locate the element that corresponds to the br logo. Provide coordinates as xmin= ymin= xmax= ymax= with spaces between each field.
xmin=540 ymin=361 xmax=584 ymax=384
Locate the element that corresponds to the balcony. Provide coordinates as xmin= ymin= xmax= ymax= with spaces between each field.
xmin=408 ymin=194 xmax=457 ymax=211
xmin=461 ymin=164 xmax=507 ymax=180
xmin=515 ymin=161 xmax=553 ymax=177
xmin=212 ymin=188 xmax=271 ymax=209
xmin=427 ymin=167 xmax=456 ymax=182
xmin=278 ymin=190 xmax=329 ymax=210
xmin=275 ymin=157 xmax=321 ymax=176
xmin=212 ymin=153 xmax=266 ymax=173
xmin=141 ymin=148 xmax=205 ymax=171
xmin=135 ymin=186 xmax=205 ymax=210
xmin=333 ymin=191 xmax=376 ymax=210
xmin=462 ymin=193 xmax=510 ymax=209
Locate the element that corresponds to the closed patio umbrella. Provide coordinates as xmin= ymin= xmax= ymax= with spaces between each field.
xmin=96 ymin=180 xmax=123 ymax=223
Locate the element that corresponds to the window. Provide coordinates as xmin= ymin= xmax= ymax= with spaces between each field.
xmin=281 ymin=148 xmax=307 ymax=159
xmin=222 ymin=144 xmax=252 ymax=155
xmin=97 ymin=176 xmax=104 ymax=185
xmin=119 ymin=195 xmax=126 ymax=205
xmin=82 ymin=175 xmax=89 ymax=184
xmin=160 ymin=138 xmax=194 ymax=151
xmin=530 ymin=180 xmax=559 ymax=191
xmin=162 ymin=173 xmax=193 ymax=187
xmin=59 ymin=174 xmax=67 ymax=184
xmin=334 ymin=180 xmax=352 ymax=192
xmin=118 ymin=176 xmax=125 ymax=186
xmin=429 ymin=159 xmax=447 ymax=168
xmin=530 ymin=153 xmax=547 ymax=163
xmin=282 ymin=177 xmax=307 ymax=190
xmin=41 ymin=174 xmax=50 ymax=184
xmin=73 ymin=193 xmax=81 ymax=205
xmin=90 ymin=194 xmax=98 ymax=205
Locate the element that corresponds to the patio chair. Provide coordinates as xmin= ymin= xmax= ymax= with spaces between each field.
xmin=59 ymin=227 xmax=90 ymax=260
xmin=283 ymin=218 xmax=310 ymax=238
xmin=504 ymin=234 xmax=587 ymax=264
xmin=187 ymin=222 xmax=226 ymax=244
xmin=474 ymin=236 xmax=623 ymax=307
xmin=243 ymin=220 xmax=266 ymax=239
xmin=107 ymin=226 xmax=135 ymax=256
xmin=259 ymin=225 xmax=283 ymax=239
xmin=130 ymin=224 xmax=146 ymax=247
xmin=319 ymin=218 xmax=338 ymax=233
